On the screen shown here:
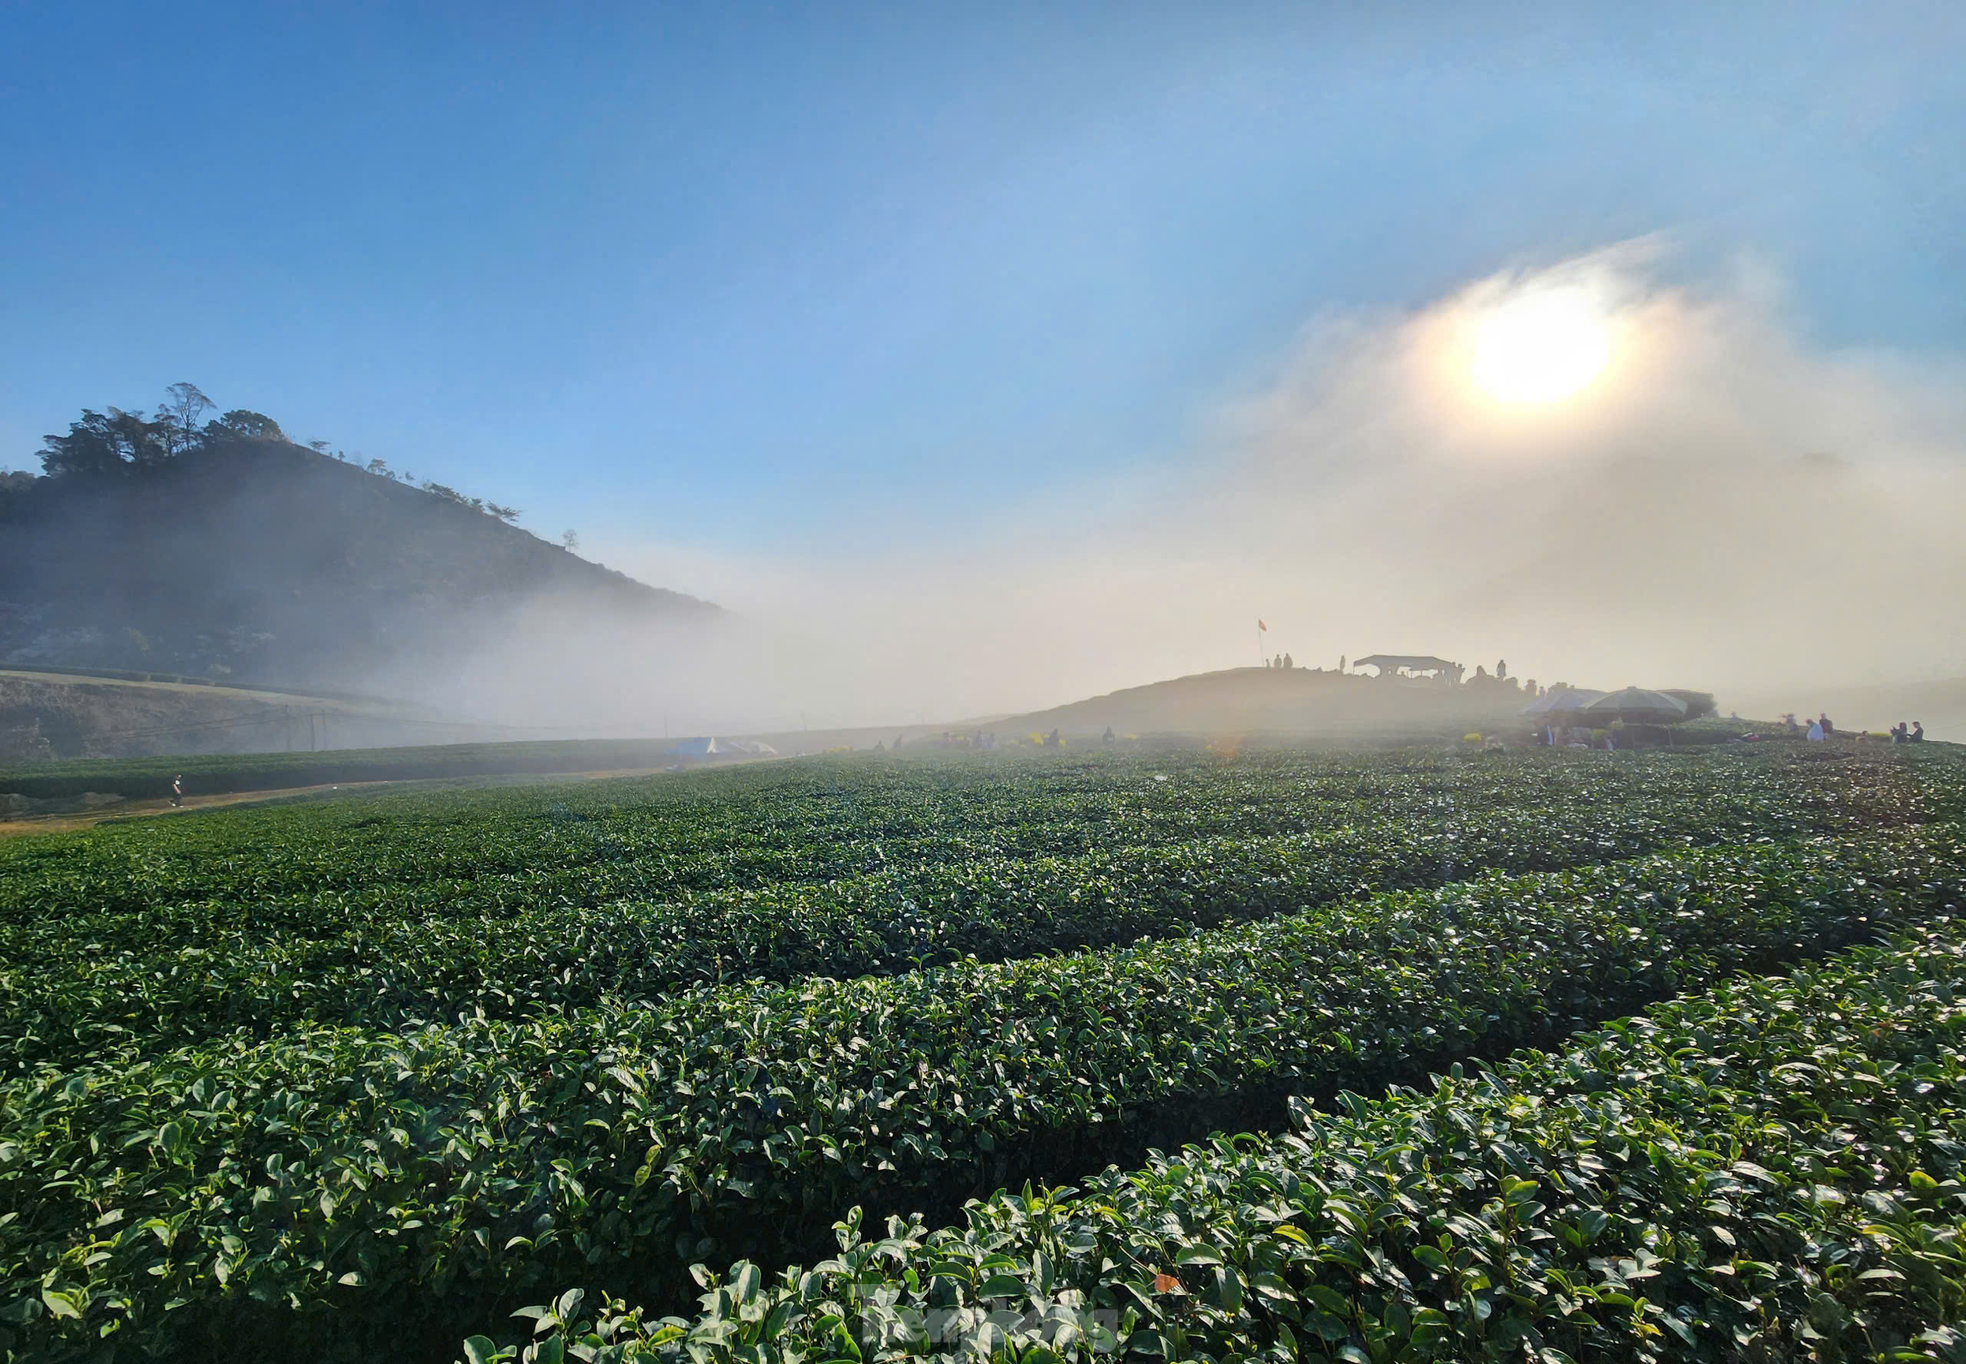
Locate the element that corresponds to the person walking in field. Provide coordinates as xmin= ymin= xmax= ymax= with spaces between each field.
xmin=170 ymin=775 xmax=183 ymax=808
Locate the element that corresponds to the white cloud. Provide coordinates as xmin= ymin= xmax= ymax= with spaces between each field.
xmin=416 ymin=242 xmax=1966 ymax=732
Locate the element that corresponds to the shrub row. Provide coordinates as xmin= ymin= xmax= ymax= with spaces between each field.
xmin=1 ymin=786 xmax=1885 ymax=1071
xmin=8 ymin=746 xmax=1949 ymax=1077
xmin=493 ymin=920 xmax=1966 ymax=1363
xmin=5 ymin=830 xmax=1963 ymax=1361
xmin=4 ymin=745 xmax=1941 ymax=927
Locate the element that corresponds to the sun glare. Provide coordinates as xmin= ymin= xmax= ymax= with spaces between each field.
xmin=1468 ymin=287 xmax=1614 ymax=406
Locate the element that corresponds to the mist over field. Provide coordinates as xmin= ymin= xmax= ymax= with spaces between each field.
xmin=409 ymin=245 xmax=1966 ymax=736
xmin=8 ymin=7 xmax=1961 ymax=748
xmin=11 ymin=13 xmax=1966 ymax=1361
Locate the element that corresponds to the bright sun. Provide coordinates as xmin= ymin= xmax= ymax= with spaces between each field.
xmin=1468 ymin=287 xmax=1614 ymax=405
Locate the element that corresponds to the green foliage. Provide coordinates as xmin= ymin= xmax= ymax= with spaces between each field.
xmin=2 ymin=747 xmax=1951 ymax=1071
xmin=36 ymin=408 xmax=173 ymax=478
xmin=207 ymin=409 xmax=284 ymax=441
xmin=1 ymin=745 xmax=1962 ymax=1363
xmin=498 ymin=921 xmax=1966 ymax=1362
xmin=2 ymin=828 xmax=1960 ymax=1360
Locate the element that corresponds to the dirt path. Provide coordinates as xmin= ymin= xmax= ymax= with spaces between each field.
xmin=0 ymin=782 xmax=407 ymax=837
xmin=0 ymin=762 xmax=730 ymax=838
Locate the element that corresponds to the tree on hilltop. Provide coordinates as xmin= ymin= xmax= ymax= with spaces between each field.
xmin=38 ymin=408 xmax=172 ymax=478
xmin=205 ymin=409 xmax=284 ymax=442
xmin=155 ymin=382 xmax=214 ymax=454
xmin=29 ymin=387 xmax=532 ymax=532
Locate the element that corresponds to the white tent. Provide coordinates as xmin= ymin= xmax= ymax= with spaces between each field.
xmin=1520 ymin=687 xmax=1606 ymax=716
xmin=668 ymin=736 xmax=778 ymax=758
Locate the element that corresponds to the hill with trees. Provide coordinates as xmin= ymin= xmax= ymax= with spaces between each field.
xmin=0 ymin=385 xmax=717 ymax=691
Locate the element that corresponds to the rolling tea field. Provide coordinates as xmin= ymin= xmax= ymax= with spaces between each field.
xmin=2 ymin=743 xmax=1964 ymax=1362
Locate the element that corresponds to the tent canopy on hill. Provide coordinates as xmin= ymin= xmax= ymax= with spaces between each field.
xmin=668 ymin=736 xmax=777 ymax=758
xmin=1581 ymin=687 xmax=1690 ymax=725
xmin=1523 ymin=687 xmax=1717 ymax=725
xmin=1520 ymin=687 xmax=1606 ymax=716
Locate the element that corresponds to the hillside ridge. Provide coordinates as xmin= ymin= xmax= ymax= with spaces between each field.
xmin=996 ymin=664 xmax=1535 ymax=737
xmin=1 ymin=399 xmax=716 ymax=689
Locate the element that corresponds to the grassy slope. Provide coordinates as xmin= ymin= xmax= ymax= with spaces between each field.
xmin=1000 ymin=667 xmax=1539 ymax=739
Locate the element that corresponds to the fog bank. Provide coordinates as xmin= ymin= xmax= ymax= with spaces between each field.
xmin=416 ymin=244 xmax=1966 ymax=735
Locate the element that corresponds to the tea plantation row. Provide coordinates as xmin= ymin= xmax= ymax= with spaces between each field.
xmin=4 ymin=790 xmax=1914 ymax=1072
xmin=0 ymin=747 xmax=1929 ymax=924
xmin=500 ymin=920 xmax=1966 ymax=1363
xmin=7 ymin=828 xmax=1963 ymax=1362
xmin=5 ymin=749 xmax=1952 ymax=1075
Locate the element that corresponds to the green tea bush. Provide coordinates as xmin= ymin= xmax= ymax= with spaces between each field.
xmin=5 ymin=748 xmax=1950 ymax=1073
xmin=4 ymin=832 xmax=1961 ymax=1362
xmin=494 ymin=920 xmax=1966 ymax=1363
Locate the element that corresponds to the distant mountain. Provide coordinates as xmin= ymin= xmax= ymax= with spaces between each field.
xmin=0 ymin=416 xmax=716 ymax=690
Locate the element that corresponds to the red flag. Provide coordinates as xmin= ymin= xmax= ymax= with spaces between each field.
xmin=1257 ymin=619 xmax=1267 ymax=631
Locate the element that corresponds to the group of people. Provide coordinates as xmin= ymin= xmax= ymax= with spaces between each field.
xmin=1784 ymin=712 xmax=1925 ymax=743
xmin=879 ymin=730 xmax=1002 ymax=752
xmin=1541 ymin=723 xmax=1611 ymax=749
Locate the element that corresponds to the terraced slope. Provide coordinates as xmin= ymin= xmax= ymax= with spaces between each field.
xmin=0 ymin=743 xmax=1959 ymax=1363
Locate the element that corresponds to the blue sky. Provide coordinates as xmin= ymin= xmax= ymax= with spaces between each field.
xmin=2 ymin=1 xmax=1959 ymax=561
